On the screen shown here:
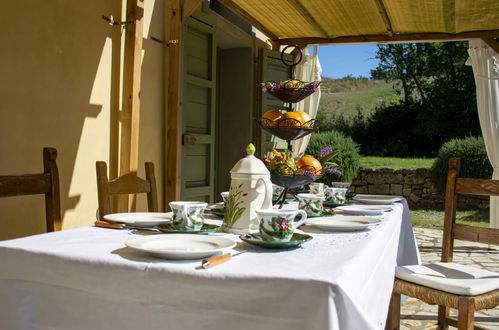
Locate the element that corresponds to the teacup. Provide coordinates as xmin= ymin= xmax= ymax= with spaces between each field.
xmin=329 ymin=182 xmax=351 ymax=189
xmin=169 ymin=201 xmax=208 ymax=230
xmin=296 ymin=193 xmax=326 ymax=217
xmin=256 ymin=209 xmax=307 ymax=242
xmin=309 ymin=182 xmax=325 ymax=195
xmin=325 ymin=187 xmax=348 ymax=204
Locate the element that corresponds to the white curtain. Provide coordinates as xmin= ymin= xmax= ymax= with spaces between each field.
xmin=293 ymin=46 xmax=322 ymax=157
xmin=466 ymin=39 xmax=499 ymax=228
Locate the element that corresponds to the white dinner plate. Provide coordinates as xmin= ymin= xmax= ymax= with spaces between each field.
xmin=352 ymin=194 xmax=402 ymax=205
xmin=125 ymin=234 xmax=236 ymax=260
xmin=335 ymin=205 xmax=391 ymax=215
xmin=103 ymin=212 xmax=173 ymax=227
xmin=306 ymin=216 xmax=381 ymax=232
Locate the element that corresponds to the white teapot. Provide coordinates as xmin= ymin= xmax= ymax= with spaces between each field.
xmin=222 ymin=144 xmax=273 ymax=234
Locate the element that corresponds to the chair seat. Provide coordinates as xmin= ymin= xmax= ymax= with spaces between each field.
xmin=396 ymin=262 xmax=499 ymax=296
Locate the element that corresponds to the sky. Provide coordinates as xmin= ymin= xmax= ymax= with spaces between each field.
xmin=310 ymin=45 xmax=380 ymax=79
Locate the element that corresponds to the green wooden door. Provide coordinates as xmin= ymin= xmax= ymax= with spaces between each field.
xmin=181 ymin=13 xmax=216 ymax=202
xmin=257 ymin=48 xmax=293 ymax=156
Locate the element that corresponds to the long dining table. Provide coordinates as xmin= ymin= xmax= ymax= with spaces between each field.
xmin=0 ymin=198 xmax=419 ymax=330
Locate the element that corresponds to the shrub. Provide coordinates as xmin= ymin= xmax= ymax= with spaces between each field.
xmin=305 ymin=130 xmax=361 ymax=184
xmin=431 ymin=136 xmax=492 ymax=194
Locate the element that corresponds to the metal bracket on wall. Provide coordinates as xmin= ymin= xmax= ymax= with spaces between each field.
xmin=102 ymin=15 xmax=135 ymax=26
xmin=150 ymin=37 xmax=179 ymax=47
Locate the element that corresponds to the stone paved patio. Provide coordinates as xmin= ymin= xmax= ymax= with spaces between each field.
xmin=400 ymin=228 xmax=499 ymax=329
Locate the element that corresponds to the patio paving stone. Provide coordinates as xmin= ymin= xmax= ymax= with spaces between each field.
xmin=400 ymin=228 xmax=499 ymax=330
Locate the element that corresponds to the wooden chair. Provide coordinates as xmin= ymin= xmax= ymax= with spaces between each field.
xmin=95 ymin=161 xmax=158 ymax=219
xmin=0 ymin=147 xmax=61 ymax=232
xmin=386 ymin=158 xmax=499 ymax=330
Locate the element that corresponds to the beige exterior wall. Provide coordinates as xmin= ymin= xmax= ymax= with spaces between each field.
xmin=0 ymin=0 xmax=164 ymax=240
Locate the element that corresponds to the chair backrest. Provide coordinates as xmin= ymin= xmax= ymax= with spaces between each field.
xmin=95 ymin=161 xmax=158 ymax=219
xmin=0 ymin=147 xmax=61 ymax=232
xmin=441 ymin=157 xmax=499 ymax=262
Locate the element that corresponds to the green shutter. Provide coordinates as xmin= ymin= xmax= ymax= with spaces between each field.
xmin=181 ymin=13 xmax=216 ymax=202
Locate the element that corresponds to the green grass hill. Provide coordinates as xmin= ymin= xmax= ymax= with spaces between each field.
xmin=318 ymin=77 xmax=399 ymax=119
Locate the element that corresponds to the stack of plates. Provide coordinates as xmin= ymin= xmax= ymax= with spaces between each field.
xmin=335 ymin=205 xmax=391 ymax=215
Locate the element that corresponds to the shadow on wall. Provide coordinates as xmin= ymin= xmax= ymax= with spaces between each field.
xmin=0 ymin=0 xmax=121 ymax=239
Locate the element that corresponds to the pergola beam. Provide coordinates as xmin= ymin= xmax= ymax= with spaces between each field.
xmin=275 ymin=30 xmax=499 ymax=46
xmin=182 ymin=0 xmax=202 ymax=20
xmin=165 ymin=0 xmax=183 ymax=208
xmin=482 ymin=38 xmax=499 ymax=55
xmin=373 ymin=0 xmax=393 ymax=36
xmin=218 ymin=0 xmax=279 ymax=41
xmin=118 ymin=0 xmax=144 ymax=212
xmin=288 ymin=0 xmax=329 ymax=38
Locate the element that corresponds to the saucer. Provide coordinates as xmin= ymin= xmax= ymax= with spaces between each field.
xmin=156 ymin=223 xmax=220 ymax=234
xmin=323 ymin=201 xmax=348 ymax=207
xmin=240 ymin=233 xmax=313 ymax=249
xmin=307 ymin=209 xmax=335 ymax=218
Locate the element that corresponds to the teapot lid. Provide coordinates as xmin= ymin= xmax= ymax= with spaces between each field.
xmin=230 ymin=144 xmax=270 ymax=175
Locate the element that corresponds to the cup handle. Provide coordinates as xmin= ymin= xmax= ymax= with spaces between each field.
xmin=257 ymin=178 xmax=273 ymax=210
xmin=294 ymin=209 xmax=308 ymax=228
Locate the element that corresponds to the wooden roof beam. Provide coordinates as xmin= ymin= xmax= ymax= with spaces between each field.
xmin=218 ymin=0 xmax=279 ymax=41
xmin=118 ymin=0 xmax=144 ymax=212
xmin=275 ymin=30 xmax=499 ymax=46
xmin=483 ymin=38 xmax=499 ymax=55
xmin=288 ymin=0 xmax=329 ymax=38
xmin=182 ymin=0 xmax=203 ymax=20
xmin=373 ymin=0 xmax=393 ymax=37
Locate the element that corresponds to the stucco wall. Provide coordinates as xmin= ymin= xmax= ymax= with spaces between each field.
xmin=0 ymin=0 xmax=164 ymax=239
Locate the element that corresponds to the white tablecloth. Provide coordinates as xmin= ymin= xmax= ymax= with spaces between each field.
xmin=0 ymin=199 xmax=419 ymax=330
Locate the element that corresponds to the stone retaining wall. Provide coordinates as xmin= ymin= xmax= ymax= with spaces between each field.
xmin=350 ymin=168 xmax=489 ymax=208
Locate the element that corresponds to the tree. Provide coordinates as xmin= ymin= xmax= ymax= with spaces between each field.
xmin=367 ymin=41 xmax=481 ymax=156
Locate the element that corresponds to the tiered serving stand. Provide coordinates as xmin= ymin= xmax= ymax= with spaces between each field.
xmin=258 ymin=45 xmax=323 ymax=208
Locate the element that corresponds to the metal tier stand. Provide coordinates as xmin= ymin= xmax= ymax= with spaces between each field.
xmin=262 ymin=45 xmax=323 ymax=208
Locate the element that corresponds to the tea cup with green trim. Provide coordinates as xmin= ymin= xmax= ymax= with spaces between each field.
xmin=296 ymin=193 xmax=326 ymax=217
xmin=325 ymin=187 xmax=348 ymax=204
xmin=169 ymin=201 xmax=208 ymax=230
xmin=256 ymin=209 xmax=307 ymax=242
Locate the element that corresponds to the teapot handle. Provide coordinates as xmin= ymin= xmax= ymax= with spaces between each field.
xmin=257 ymin=178 xmax=273 ymax=210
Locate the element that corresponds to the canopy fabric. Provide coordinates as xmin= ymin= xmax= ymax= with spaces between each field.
xmin=466 ymin=39 xmax=499 ymax=228
xmin=293 ymin=46 xmax=322 ymax=157
xmin=220 ymin=0 xmax=499 ymax=44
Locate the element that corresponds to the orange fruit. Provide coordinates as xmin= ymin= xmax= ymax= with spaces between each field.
xmin=262 ymin=110 xmax=283 ymax=127
xmin=296 ymin=156 xmax=322 ymax=174
xmin=295 ymin=111 xmax=312 ymax=127
xmin=280 ymin=111 xmax=303 ymax=127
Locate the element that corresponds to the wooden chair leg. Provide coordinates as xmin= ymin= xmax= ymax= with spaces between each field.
xmin=437 ymin=305 xmax=449 ymax=329
xmin=457 ymin=296 xmax=475 ymax=330
xmin=385 ymin=291 xmax=401 ymax=330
